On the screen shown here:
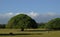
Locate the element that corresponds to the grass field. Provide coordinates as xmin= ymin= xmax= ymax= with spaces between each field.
xmin=0 ymin=29 xmax=60 ymax=37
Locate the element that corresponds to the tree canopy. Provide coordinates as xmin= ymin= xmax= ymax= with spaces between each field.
xmin=6 ymin=14 xmax=38 ymax=29
xmin=46 ymin=18 xmax=60 ymax=30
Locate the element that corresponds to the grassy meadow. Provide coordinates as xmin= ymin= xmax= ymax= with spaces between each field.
xmin=0 ymin=29 xmax=60 ymax=37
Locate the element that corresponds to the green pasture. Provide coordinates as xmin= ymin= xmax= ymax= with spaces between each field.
xmin=0 ymin=29 xmax=60 ymax=37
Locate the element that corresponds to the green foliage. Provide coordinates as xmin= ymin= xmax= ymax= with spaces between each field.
xmin=6 ymin=14 xmax=38 ymax=29
xmin=0 ymin=24 xmax=5 ymax=29
xmin=46 ymin=18 xmax=60 ymax=30
xmin=38 ymin=23 xmax=46 ymax=28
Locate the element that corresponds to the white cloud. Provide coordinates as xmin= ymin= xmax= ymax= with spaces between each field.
xmin=15 ymin=13 xmax=20 ymax=15
xmin=45 ymin=12 xmax=57 ymax=16
xmin=0 ymin=11 xmax=60 ymax=24
xmin=7 ymin=12 xmax=13 ymax=15
xmin=27 ymin=11 xmax=39 ymax=18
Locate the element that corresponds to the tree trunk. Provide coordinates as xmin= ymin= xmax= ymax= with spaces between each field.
xmin=21 ymin=27 xmax=24 ymax=31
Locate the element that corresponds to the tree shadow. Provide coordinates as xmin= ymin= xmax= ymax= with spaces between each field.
xmin=24 ymin=30 xmax=51 ymax=32
xmin=0 ymin=33 xmax=43 ymax=36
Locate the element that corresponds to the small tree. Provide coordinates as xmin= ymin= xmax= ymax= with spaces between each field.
xmin=0 ymin=24 xmax=5 ymax=29
xmin=38 ymin=23 xmax=45 ymax=28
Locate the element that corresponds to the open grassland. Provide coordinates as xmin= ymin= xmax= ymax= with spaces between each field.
xmin=0 ymin=29 xmax=60 ymax=37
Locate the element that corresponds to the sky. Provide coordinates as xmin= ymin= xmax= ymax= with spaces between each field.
xmin=0 ymin=0 xmax=60 ymax=24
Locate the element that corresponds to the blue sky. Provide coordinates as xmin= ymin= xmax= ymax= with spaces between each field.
xmin=0 ymin=0 xmax=60 ymax=24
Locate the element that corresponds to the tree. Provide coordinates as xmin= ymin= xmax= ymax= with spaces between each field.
xmin=38 ymin=23 xmax=46 ymax=28
xmin=0 ymin=24 xmax=5 ymax=29
xmin=6 ymin=14 xmax=38 ymax=29
xmin=46 ymin=18 xmax=60 ymax=30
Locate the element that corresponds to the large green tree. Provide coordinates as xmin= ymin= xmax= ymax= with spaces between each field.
xmin=46 ymin=18 xmax=60 ymax=30
xmin=6 ymin=14 xmax=38 ymax=29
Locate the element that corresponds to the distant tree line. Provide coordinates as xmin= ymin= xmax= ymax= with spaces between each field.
xmin=38 ymin=18 xmax=60 ymax=30
xmin=0 ymin=14 xmax=60 ymax=30
xmin=0 ymin=24 xmax=5 ymax=29
xmin=0 ymin=18 xmax=60 ymax=30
